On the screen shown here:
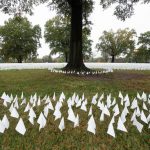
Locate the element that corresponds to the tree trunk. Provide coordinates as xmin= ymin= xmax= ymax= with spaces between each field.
xmin=65 ymin=52 xmax=68 ymax=62
xmin=64 ymin=0 xmax=90 ymax=72
xmin=17 ymin=56 xmax=23 ymax=63
xmin=111 ymin=55 xmax=115 ymax=63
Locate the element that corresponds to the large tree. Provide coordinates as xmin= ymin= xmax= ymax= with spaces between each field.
xmin=132 ymin=48 xmax=150 ymax=63
xmin=96 ymin=28 xmax=136 ymax=62
xmin=0 ymin=0 xmax=150 ymax=69
xmin=0 ymin=15 xmax=41 ymax=63
xmin=138 ymin=31 xmax=150 ymax=51
xmin=133 ymin=31 xmax=150 ymax=62
xmin=44 ymin=15 xmax=92 ymax=62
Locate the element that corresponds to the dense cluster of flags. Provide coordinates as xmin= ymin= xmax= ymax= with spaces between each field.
xmin=0 ymin=91 xmax=149 ymax=137
xmin=49 ymin=68 xmax=113 ymax=75
xmin=0 ymin=63 xmax=150 ymax=71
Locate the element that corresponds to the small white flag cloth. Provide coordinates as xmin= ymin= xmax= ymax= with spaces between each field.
xmin=113 ymin=104 xmax=120 ymax=116
xmin=91 ymin=95 xmax=97 ymax=105
xmin=88 ymin=106 xmax=93 ymax=116
xmin=29 ymin=107 xmax=36 ymax=118
xmin=29 ymin=116 xmax=34 ymax=125
xmin=24 ymin=103 xmax=30 ymax=112
xmin=37 ymin=97 xmax=41 ymax=106
xmin=44 ymin=106 xmax=49 ymax=118
xmin=37 ymin=112 xmax=46 ymax=130
xmin=117 ymin=117 xmax=127 ymax=132
xmin=10 ymin=107 xmax=19 ymax=118
xmin=14 ymin=99 xmax=19 ymax=109
xmin=140 ymin=111 xmax=148 ymax=124
xmin=21 ymin=92 xmax=24 ymax=99
xmin=76 ymin=99 xmax=82 ymax=107
xmin=67 ymin=107 xmax=76 ymax=123
xmin=1 ymin=92 xmax=7 ymax=100
xmin=142 ymin=102 xmax=148 ymax=111
xmin=133 ymin=117 xmax=143 ymax=133
xmin=2 ymin=115 xmax=9 ymax=129
xmin=87 ymin=115 xmax=96 ymax=134
xmin=107 ymin=123 xmax=115 ymax=138
xmin=80 ymin=101 xmax=87 ymax=112
xmin=53 ymin=92 xmax=56 ymax=101
xmin=15 ymin=118 xmax=26 ymax=135
xmin=47 ymin=101 xmax=54 ymax=111
xmin=74 ymin=114 xmax=79 ymax=128
xmin=0 ymin=120 xmax=5 ymax=133
xmin=21 ymin=98 xmax=26 ymax=105
xmin=119 ymin=91 xmax=123 ymax=99
xmin=103 ymin=106 xmax=110 ymax=116
xmin=59 ymin=117 xmax=65 ymax=131
xmin=131 ymin=99 xmax=138 ymax=109
xmin=53 ymin=108 xmax=61 ymax=120
xmin=100 ymin=112 xmax=105 ymax=121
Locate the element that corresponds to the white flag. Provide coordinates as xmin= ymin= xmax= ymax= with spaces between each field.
xmin=15 ymin=118 xmax=26 ymax=135
xmin=87 ymin=115 xmax=96 ymax=134
xmin=59 ymin=117 xmax=65 ymax=131
xmin=2 ymin=114 xmax=9 ymax=129
xmin=117 ymin=117 xmax=127 ymax=132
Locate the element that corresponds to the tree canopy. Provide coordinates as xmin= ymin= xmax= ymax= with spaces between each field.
xmin=1 ymin=0 xmax=150 ymax=20
xmin=0 ymin=15 xmax=41 ymax=63
xmin=133 ymin=31 xmax=150 ymax=62
xmin=100 ymin=0 xmax=150 ymax=20
xmin=44 ymin=15 xmax=92 ymax=62
xmin=96 ymin=28 xmax=136 ymax=62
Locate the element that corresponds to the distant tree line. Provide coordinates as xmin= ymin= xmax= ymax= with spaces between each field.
xmin=96 ymin=29 xmax=150 ymax=63
xmin=0 ymin=15 xmax=150 ymax=63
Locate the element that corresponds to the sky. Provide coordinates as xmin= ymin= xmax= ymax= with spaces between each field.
xmin=0 ymin=1 xmax=150 ymax=58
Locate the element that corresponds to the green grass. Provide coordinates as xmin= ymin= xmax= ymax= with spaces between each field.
xmin=0 ymin=69 xmax=150 ymax=150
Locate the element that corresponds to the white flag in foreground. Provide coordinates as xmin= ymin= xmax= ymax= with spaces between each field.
xmin=107 ymin=122 xmax=115 ymax=138
xmin=37 ymin=112 xmax=46 ymax=131
xmin=15 ymin=118 xmax=26 ymax=135
xmin=2 ymin=115 xmax=9 ymax=129
xmin=133 ymin=117 xmax=143 ymax=133
xmin=10 ymin=107 xmax=19 ymax=118
xmin=0 ymin=120 xmax=5 ymax=133
xmin=74 ymin=114 xmax=79 ymax=128
xmin=59 ymin=117 xmax=65 ymax=131
xmin=87 ymin=115 xmax=96 ymax=134
xmin=117 ymin=117 xmax=127 ymax=132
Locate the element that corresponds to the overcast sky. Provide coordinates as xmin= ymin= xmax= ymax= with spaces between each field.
xmin=0 ymin=1 xmax=150 ymax=58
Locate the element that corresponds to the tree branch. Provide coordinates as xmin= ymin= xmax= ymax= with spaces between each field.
xmin=66 ymin=0 xmax=72 ymax=6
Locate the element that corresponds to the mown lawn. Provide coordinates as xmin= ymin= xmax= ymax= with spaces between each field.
xmin=0 ymin=69 xmax=149 ymax=150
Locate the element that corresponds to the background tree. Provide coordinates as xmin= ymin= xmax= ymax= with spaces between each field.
xmin=0 ymin=15 xmax=41 ymax=63
xmin=132 ymin=31 xmax=150 ymax=62
xmin=44 ymin=15 xmax=92 ymax=62
xmin=101 ymin=50 xmax=109 ymax=62
xmin=44 ymin=15 xmax=70 ymax=63
xmin=96 ymin=28 xmax=136 ymax=62
xmin=138 ymin=31 xmax=150 ymax=51
xmin=42 ymin=55 xmax=53 ymax=62
xmin=132 ymin=48 xmax=150 ymax=63
xmin=82 ymin=26 xmax=93 ymax=61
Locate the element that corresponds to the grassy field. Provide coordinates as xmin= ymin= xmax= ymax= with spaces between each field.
xmin=0 ymin=70 xmax=150 ymax=150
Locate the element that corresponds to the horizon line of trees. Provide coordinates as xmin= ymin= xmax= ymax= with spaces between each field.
xmin=0 ymin=15 xmax=150 ymax=63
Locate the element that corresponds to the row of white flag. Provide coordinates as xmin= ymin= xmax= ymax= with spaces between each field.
xmin=0 ymin=91 xmax=149 ymax=137
xmin=49 ymin=68 xmax=113 ymax=75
